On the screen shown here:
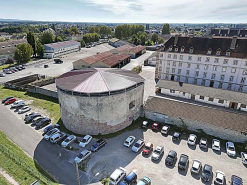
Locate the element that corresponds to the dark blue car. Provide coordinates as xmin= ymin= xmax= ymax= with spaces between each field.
xmin=90 ymin=139 xmax=107 ymax=152
xmin=119 ymin=171 xmax=137 ymax=185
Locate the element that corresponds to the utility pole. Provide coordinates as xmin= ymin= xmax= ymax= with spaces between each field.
xmin=75 ymin=159 xmax=80 ymax=185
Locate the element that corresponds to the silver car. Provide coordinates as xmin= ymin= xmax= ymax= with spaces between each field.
xmin=43 ymin=128 xmax=60 ymax=140
xmin=61 ymin=135 xmax=76 ymax=148
xmin=152 ymin=145 xmax=164 ymax=160
xmin=18 ymin=106 xmax=31 ymax=114
xmin=75 ymin=150 xmax=91 ymax=164
xmin=131 ymin=139 xmax=145 ymax=152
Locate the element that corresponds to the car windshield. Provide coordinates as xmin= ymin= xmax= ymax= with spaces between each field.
xmin=229 ymin=146 xmax=235 ymax=151
xmin=216 ymin=178 xmax=222 ymax=183
xmin=203 ymin=169 xmax=210 ymax=175
xmin=81 ymin=139 xmax=87 ymax=143
xmin=92 ymin=143 xmax=98 ymax=148
xmin=192 ymin=167 xmax=198 ymax=171
xmin=78 ymin=153 xmax=84 ymax=158
xmin=168 ymin=154 xmax=174 ymax=159
xmin=65 ymin=138 xmax=70 ymax=142
xmin=144 ymin=146 xmax=150 ymax=150
xmin=46 ymin=130 xmax=54 ymax=135
xmin=154 ymin=150 xmax=160 ymax=154
xmin=134 ymin=143 xmax=140 ymax=148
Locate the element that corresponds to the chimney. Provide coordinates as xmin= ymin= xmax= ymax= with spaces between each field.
xmin=174 ymin=34 xmax=179 ymax=46
xmin=230 ymin=36 xmax=237 ymax=49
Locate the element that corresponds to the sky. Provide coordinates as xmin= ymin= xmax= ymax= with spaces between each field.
xmin=1 ymin=0 xmax=247 ymax=23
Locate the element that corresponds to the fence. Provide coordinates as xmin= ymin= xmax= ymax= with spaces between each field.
xmin=0 ymin=144 xmax=55 ymax=185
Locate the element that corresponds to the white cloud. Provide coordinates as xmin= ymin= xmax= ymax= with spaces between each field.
xmin=78 ymin=0 xmax=247 ymax=23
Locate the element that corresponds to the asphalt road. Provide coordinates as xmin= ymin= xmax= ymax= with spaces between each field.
xmin=0 ymin=103 xmax=93 ymax=185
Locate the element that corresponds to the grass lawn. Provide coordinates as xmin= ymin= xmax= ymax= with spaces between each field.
xmin=0 ymin=64 xmax=16 ymax=71
xmin=0 ymin=174 xmax=11 ymax=185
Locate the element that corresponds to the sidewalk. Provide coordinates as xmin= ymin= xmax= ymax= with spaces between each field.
xmin=0 ymin=168 xmax=19 ymax=185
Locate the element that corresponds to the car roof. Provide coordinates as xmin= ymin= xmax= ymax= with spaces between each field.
xmin=111 ymin=168 xmax=125 ymax=180
xmin=232 ymin=175 xmax=242 ymax=184
xmin=81 ymin=149 xmax=90 ymax=155
xmin=145 ymin=142 xmax=152 ymax=147
xmin=84 ymin=135 xmax=91 ymax=139
xmin=181 ymin=154 xmax=188 ymax=159
xmin=125 ymin=171 xmax=136 ymax=181
xmin=227 ymin=142 xmax=234 ymax=146
xmin=192 ymin=160 xmax=201 ymax=167
xmin=204 ymin=164 xmax=212 ymax=171
xmin=97 ymin=139 xmax=104 ymax=143
xmin=174 ymin=132 xmax=180 ymax=136
xmin=68 ymin=135 xmax=75 ymax=139
xmin=137 ymin=139 xmax=143 ymax=144
xmin=216 ymin=171 xmax=225 ymax=178
xmin=169 ymin=150 xmax=176 ymax=156
xmin=156 ymin=145 xmax=163 ymax=150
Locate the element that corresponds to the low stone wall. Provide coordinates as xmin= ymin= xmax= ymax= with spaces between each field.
xmin=145 ymin=110 xmax=247 ymax=143
xmin=28 ymin=86 xmax=58 ymax=98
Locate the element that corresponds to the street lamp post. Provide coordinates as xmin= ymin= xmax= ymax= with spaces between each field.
xmin=88 ymin=172 xmax=99 ymax=185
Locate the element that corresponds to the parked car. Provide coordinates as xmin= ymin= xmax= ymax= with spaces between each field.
xmin=165 ymin=150 xmax=177 ymax=166
xmin=142 ymin=121 xmax=149 ymax=128
xmin=120 ymin=171 xmax=137 ymax=185
xmin=178 ymin=154 xmax=189 ymax=170
xmin=5 ymin=98 xmax=16 ymax=105
xmin=61 ymin=135 xmax=76 ymax=148
xmin=151 ymin=123 xmax=159 ymax=131
xmin=240 ymin=152 xmax=247 ymax=165
xmin=152 ymin=145 xmax=164 ymax=161
xmin=187 ymin=134 xmax=197 ymax=145
xmin=14 ymin=103 xmax=26 ymax=110
xmin=32 ymin=116 xmax=45 ymax=125
xmin=124 ymin=136 xmax=135 ymax=147
xmin=90 ymin=139 xmax=107 ymax=152
xmin=0 ymin=73 xmax=6 ymax=77
xmin=35 ymin=117 xmax=51 ymax=129
xmin=18 ymin=106 xmax=31 ymax=114
xmin=191 ymin=159 xmax=202 ymax=174
xmin=132 ymin=139 xmax=145 ymax=152
xmin=25 ymin=112 xmax=41 ymax=123
xmin=6 ymin=70 xmax=12 ymax=74
xmin=79 ymin=135 xmax=92 ymax=147
xmin=231 ymin=175 xmax=243 ymax=185
xmin=161 ymin=125 xmax=170 ymax=135
xmin=214 ymin=171 xmax=225 ymax=185
xmin=201 ymin=164 xmax=213 ymax=182
xmin=172 ymin=132 xmax=181 ymax=141
xmin=54 ymin=58 xmax=63 ymax=64
xmin=50 ymin=131 xmax=66 ymax=143
xmin=2 ymin=96 xmax=13 ymax=104
xmin=74 ymin=149 xmax=92 ymax=164
xmin=137 ymin=177 xmax=151 ymax=185
xmin=43 ymin=128 xmax=60 ymax=140
xmin=43 ymin=124 xmax=60 ymax=133
xmin=142 ymin=142 xmax=153 ymax=155
xmin=109 ymin=167 xmax=126 ymax=185
xmin=226 ymin=142 xmax=236 ymax=157
xmin=212 ymin=139 xmax=221 ymax=151
xmin=199 ymin=138 xmax=208 ymax=148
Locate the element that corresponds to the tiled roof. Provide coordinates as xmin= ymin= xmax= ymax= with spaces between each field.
xmin=145 ymin=96 xmax=247 ymax=133
xmin=101 ymin=53 xmax=130 ymax=67
xmin=109 ymin=38 xmax=119 ymax=43
xmin=129 ymin=45 xmax=146 ymax=54
xmin=82 ymin=51 xmax=114 ymax=65
xmin=115 ymin=44 xmax=133 ymax=52
xmin=56 ymin=68 xmax=144 ymax=93
xmin=156 ymin=80 xmax=247 ymax=105
xmin=44 ymin=40 xmax=80 ymax=49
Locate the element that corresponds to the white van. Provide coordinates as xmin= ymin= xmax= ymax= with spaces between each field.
xmin=11 ymin=100 xmax=25 ymax=108
xmin=109 ymin=167 xmax=126 ymax=185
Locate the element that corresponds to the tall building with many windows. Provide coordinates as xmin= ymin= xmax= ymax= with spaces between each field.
xmin=155 ymin=35 xmax=247 ymax=93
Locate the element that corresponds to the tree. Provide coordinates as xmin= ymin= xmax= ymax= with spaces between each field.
xmin=70 ymin=26 xmax=79 ymax=35
xmin=14 ymin=43 xmax=33 ymax=63
xmin=40 ymin=31 xmax=54 ymax=44
xmin=27 ymin=31 xmax=36 ymax=57
xmin=162 ymin=23 xmax=170 ymax=34
xmin=151 ymin=33 xmax=158 ymax=44
xmin=55 ymin=35 xmax=63 ymax=42
xmin=158 ymin=37 xmax=164 ymax=44
xmin=139 ymin=34 xmax=147 ymax=45
xmin=100 ymin=25 xmax=112 ymax=37
xmin=83 ymin=34 xmax=91 ymax=43
xmin=92 ymin=33 xmax=100 ymax=42
xmin=88 ymin=27 xmax=95 ymax=33
xmin=51 ymin=23 xmax=56 ymax=32
xmin=131 ymin=34 xmax=138 ymax=45
xmin=36 ymin=41 xmax=44 ymax=58
xmin=146 ymin=39 xmax=152 ymax=46
xmin=136 ymin=39 xmax=142 ymax=45
xmin=80 ymin=39 xmax=86 ymax=48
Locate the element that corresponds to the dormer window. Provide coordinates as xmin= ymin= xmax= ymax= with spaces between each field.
xmin=181 ymin=46 xmax=185 ymax=53
xmin=226 ymin=50 xmax=230 ymax=57
xmin=189 ymin=47 xmax=194 ymax=54
xmin=174 ymin=47 xmax=178 ymax=52
xmin=168 ymin=46 xmax=173 ymax=52
xmin=207 ymin=48 xmax=212 ymax=55
xmin=216 ymin=48 xmax=221 ymax=56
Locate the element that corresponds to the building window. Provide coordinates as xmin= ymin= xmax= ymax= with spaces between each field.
xmin=207 ymin=49 xmax=212 ymax=55
xmin=173 ymin=61 xmax=176 ymax=66
xmin=243 ymin=69 xmax=247 ymax=75
xmin=165 ymin=74 xmax=169 ymax=79
xmin=182 ymin=92 xmax=186 ymax=96
xmin=178 ymin=69 xmax=181 ymax=74
xmin=199 ymin=95 xmax=204 ymax=100
xmin=168 ymin=47 xmax=172 ymax=52
xmin=203 ymin=72 xmax=207 ymax=78
xmin=159 ymin=66 xmax=162 ymax=71
xmin=185 ymin=77 xmax=188 ymax=83
xmin=188 ymin=56 xmax=192 ymax=60
xmin=223 ymin=59 xmax=228 ymax=64
xmin=245 ymin=61 xmax=247 ymax=66
xmin=129 ymin=100 xmax=135 ymax=109
xmin=179 ymin=55 xmax=183 ymax=60
xmin=211 ymin=73 xmax=216 ymax=79
xmin=166 ymin=67 xmax=170 ymax=73
xmin=216 ymin=50 xmax=221 ymax=56
xmin=160 ymin=54 xmax=163 ymax=58
xmin=204 ymin=65 xmax=208 ymax=70
xmin=170 ymin=89 xmax=175 ymax=93
xmin=177 ymin=75 xmax=180 ymax=81
xmin=189 ymin=47 xmax=194 ymax=54
xmin=238 ymin=85 xmax=243 ymax=92
xmin=196 ymin=64 xmax=200 ymax=69
xmin=218 ymin=99 xmax=224 ymax=104
xmin=229 ymin=76 xmax=234 ymax=82
xmin=186 ymin=70 xmax=190 ymax=75
xmin=226 ymin=51 xmax=230 ymax=57
xmin=240 ymin=104 xmax=246 ymax=108
xmin=214 ymin=58 xmax=219 ymax=63
xmin=201 ymin=79 xmax=205 ymax=86
xmin=206 ymin=57 xmax=210 ymax=62
xmin=197 ymin=57 xmax=202 ymax=61
xmin=222 ymin=67 xmax=227 ymax=72
xmin=218 ymin=82 xmax=223 ymax=88
xmin=187 ymin=63 xmax=191 ymax=68
xmin=195 ymin=71 xmax=199 ymax=77
xmin=233 ymin=60 xmax=238 ymax=65
xmin=194 ymin=78 xmax=197 ymax=84
xmin=179 ymin=61 xmax=182 ymax=67
xmin=231 ymin=68 xmax=236 ymax=73
xmin=172 ymin=68 xmax=175 ymax=73
xmin=220 ymin=75 xmax=225 ymax=81
xmin=241 ymin=77 xmax=246 ymax=84
xmin=213 ymin=66 xmax=217 ymax=71
xmin=160 ymin=60 xmax=162 ymax=64
xmin=208 ymin=97 xmax=214 ymax=102
xmin=227 ymin=84 xmax=232 ymax=90
xmin=168 ymin=54 xmax=171 ymax=58
xmin=173 ymin=54 xmax=177 ymax=59
xmin=167 ymin=61 xmax=170 ymax=65
xmin=174 ymin=48 xmax=178 ymax=52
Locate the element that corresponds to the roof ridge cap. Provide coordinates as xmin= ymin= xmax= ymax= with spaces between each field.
xmin=98 ymin=70 xmax=110 ymax=92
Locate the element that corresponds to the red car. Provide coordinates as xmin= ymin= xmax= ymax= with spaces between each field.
xmin=152 ymin=123 xmax=159 ymax=131
xmin=5 ymin=98 xmax=16 ymax=105
xmin=142 ymin=142 xmax=153 ymax=155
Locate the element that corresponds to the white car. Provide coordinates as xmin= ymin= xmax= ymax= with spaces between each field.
xmin=132 ymin=139 xmax=144 ymax=152
xmin=142 ymin=121 xmax=149 ymax=128
xmin=212 ymin=139 xmax=221 ymax=151
xmin=109 ymin=167 xmax=126 ymax=185
xmin=18 ymin=106 xmax=31 ymax=114
xmin=0 ymin=73 xmax=6 ymax=77
xmin=79 ymin=135 xmax=92 ymax=147
xmin=124 ymin=136 xmax=135 ymax=147
xmin=240 ymin=152 xmax=247 ymax=164
xmin=226 ymin=142 xmax=236 ymax=156
xmin=75 ymin=149 xmax=91 ymax=164
xmin=43 ymin=128 xmax=60 ymax=140
xmin=11 ymin=100 xmax=25 ymax=108
xmin=199 ymin=138 xmax=208 ymax=148
xmin=187 ymin=134 xmax=197 ymax=145
xmin=61 ymin=135 xmax=76 ymax=148
xmin=152 ymin=145 xmax=164 ymax=160
xmin=214 ymin=171 xmax=225 ymax=185
xmin=161 ymin=125 xmax=170 ymax=135
xmin=191 ymin=159 xmax=202 ymax=174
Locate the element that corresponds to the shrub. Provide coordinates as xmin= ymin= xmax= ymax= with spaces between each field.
xmin=132 ymin=65 xmax=142 ymax=74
